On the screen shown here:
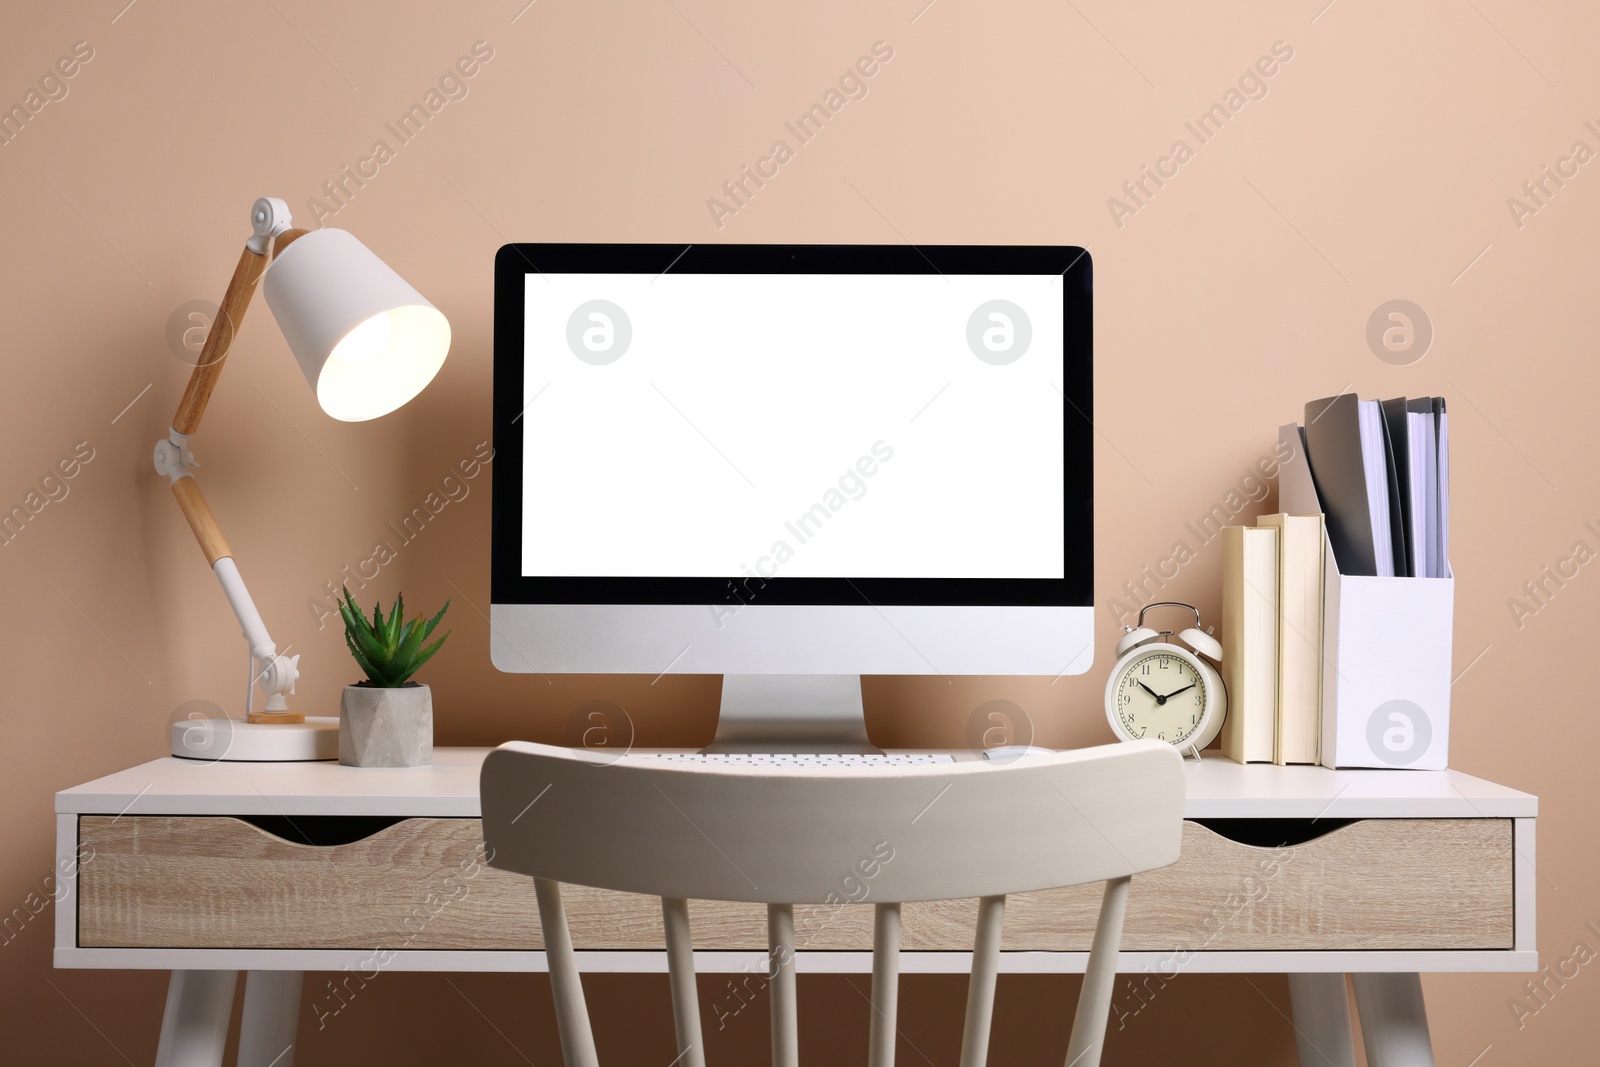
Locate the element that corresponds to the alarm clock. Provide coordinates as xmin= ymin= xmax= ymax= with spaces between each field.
xmin=1104 ymin=601 xmax=1227 ymax=758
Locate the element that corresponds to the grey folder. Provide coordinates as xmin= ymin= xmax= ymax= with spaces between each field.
xmin=1303 ymin=394 xmax=1383 ymax=576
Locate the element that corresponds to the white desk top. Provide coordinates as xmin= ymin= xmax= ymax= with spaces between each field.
xmin=55 ymin=748 xmax=1537 ymax=819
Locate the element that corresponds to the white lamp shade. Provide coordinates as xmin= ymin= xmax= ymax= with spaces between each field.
xmin=263 ymin=228 xmax=451 ymax=422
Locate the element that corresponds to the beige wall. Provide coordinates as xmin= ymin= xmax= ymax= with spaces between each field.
xmin=2 ymin=0 xmax=1595 ymax=1062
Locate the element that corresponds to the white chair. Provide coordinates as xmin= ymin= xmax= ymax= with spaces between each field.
xmin=479 ymin=739 xmax=1184 ymax=1067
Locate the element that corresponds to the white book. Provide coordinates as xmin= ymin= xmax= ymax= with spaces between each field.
xmin=1221 ymin=525 xmax=1279 ymax=764
xmin=1260 ymin=513 xmax=1325 ymax=766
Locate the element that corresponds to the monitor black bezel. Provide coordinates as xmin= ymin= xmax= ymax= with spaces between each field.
xmin=492 ymin=243 xmax=1092 ymax=607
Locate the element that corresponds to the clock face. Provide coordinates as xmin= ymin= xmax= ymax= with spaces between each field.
xmin=1113 ymin=649 xmax=1208 ymax=745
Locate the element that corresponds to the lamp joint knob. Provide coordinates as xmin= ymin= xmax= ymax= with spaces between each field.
xmin=152 ymin=437 xmax=197 ymax=482
xmin=247 ymin=197 xmax=293 ymax=255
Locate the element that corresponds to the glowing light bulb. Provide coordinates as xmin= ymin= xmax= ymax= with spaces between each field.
xmin=333 ymin=312 xmax=392 ymax=364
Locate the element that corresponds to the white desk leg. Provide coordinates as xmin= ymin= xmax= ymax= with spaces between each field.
xmin=155 ymin=970 xmax=238 ymax=1067
xmin=239 ymin=971 xmax=303 ymax=1067
xmin=1287 ymin=973 xmax=1357 ymax=1067
xmin=1352 ymin=973 xmax=1435 ymax=1067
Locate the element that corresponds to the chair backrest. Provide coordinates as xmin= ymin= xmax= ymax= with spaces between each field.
xmin=481 ymin=740 xmax=1184 ymax=1067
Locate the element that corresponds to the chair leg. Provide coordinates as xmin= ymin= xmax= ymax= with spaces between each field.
xmin=869 ymin=902 xmax=902 ymax=1067
xmin=536 ymin=878 xmax=600 ymax=1067
xmin=1065 ymin=876 xmax=1131 ymax=1067
xmin=958 ymin=894 xmax=1007 ymax=1067
xmin=768 ymin=903 xmax=798 ymax=1067
xmin=1352 ymin=973 xmax=1435 ymax=1067
xmin=662 ymin=898 xmax=706 ymax=1067
xmin=154 ymin=970 xmax=238 ymax=1067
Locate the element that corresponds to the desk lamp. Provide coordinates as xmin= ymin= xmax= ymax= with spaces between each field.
xmin=159 ymin=198 xmax=449 ymax=761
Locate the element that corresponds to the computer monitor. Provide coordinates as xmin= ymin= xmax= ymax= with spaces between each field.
xmin=492 ymin=244 xmax=1092 ymax=750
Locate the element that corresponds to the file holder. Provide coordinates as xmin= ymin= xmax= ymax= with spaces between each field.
xmin=1277 ymin=423 xmax=1453 ymax=769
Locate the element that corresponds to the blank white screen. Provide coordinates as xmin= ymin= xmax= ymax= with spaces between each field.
xmin=521 ymin=273 xmax=1066 ymax=579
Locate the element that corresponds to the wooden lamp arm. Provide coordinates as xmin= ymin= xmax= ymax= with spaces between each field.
xmin=171 ymin=246 xmax=268 ymax=436
xmin=171 ymin=477 xmax=233 ymax=567
xmin=171 ymin=225 xmax=308 ymax=437
xmin=164 ymin=218 xmax=307 ymax=567
xmin=156 ymin=199 xmax=309 ymax=722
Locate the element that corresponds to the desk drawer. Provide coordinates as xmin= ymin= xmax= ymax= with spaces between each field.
xmin=77 ymin=815 xmax=1513 ymax=952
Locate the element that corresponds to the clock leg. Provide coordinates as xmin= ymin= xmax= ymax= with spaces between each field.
xmin=1352 ymin=972 xmax=1435 ymax=1067
xmin=1288 ymin=973 xmax=1357 ymax=1067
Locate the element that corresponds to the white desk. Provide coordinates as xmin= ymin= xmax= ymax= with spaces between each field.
xmin=55 ymin=750 xmax=1537 ymax=1067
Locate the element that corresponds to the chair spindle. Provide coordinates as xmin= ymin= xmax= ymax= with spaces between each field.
xmin=1065 ymin=876 xmax=1132 ymax=1067
xmin=868 ymin=901 xmax=902 ymax=1067
xmin=661 ymin=897 xmax=706 ymax=1067
xmin=767 ymin=903 xmax=798 ymax=1067
xmin=958 ymin=894 xmax=1007 ymax=1067
xmin=535 ymin=877 xmax=600 ymax=1067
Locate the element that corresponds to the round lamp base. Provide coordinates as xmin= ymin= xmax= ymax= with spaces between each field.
xmin=170 ymin=715 xmax=339 ymax=762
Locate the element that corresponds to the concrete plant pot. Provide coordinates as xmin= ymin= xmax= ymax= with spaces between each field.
xmin=339 ymin=683 xmax=433 ymax=767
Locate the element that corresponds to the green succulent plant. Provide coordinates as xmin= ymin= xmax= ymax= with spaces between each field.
xmin=338 ymin=586 xmax=451 ymax=688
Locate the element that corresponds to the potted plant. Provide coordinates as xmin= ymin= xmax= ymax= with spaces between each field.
xmin=337 ymin=587 xmax=450 ymax=767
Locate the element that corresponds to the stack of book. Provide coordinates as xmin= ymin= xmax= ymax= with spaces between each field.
xmin=1220 ymin=514 xmax=1326 ymax=765
xmin=1222 ymin=393 xmax=1452 ymax=765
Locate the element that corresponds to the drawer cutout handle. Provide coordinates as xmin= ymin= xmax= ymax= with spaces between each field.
xmin=236 ymin=814 xmax=409 ymax=846
xmin=1191 ymin=818 xmax=1356 ymax=848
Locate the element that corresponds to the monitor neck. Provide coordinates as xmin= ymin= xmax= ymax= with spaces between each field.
xmin=704 ymin=675 xmax=881 ymax=754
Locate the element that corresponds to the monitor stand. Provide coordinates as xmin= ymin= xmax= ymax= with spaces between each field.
xmin=704 ymin=675 xmax=882 ymax=754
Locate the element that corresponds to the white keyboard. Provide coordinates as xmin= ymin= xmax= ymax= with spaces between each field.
xmin=631 ymin=752 xmax=955 ymax=767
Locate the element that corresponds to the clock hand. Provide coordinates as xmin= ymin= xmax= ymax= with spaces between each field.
xmin=1160 ymin=683 xmax=1197 ymax=700
xmin=1136 ymin=681 xmax=1162 ymax=700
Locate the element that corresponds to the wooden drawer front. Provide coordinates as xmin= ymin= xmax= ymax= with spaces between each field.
xmin=992 ymin=816 xmax=1514 ymax=952
xmin=79 ymin=816 xmax=544 ymax=950
xmin=78 ymin=816 xmax=1512 ymax=952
